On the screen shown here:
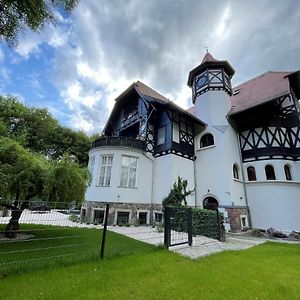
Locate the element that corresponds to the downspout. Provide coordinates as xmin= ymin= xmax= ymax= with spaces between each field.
xmin=227 ymin=114 xmax=252 ymax=228
xmin=193 ymin=155 xmax=198 ymax=208
xmin=142 ymin=152 xmax=155 ymax=223
xmin=236 ymin=131 xmax=252 ymax=228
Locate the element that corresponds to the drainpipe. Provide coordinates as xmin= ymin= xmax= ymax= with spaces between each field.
xmin=193 ymin=155 xmax=198 ymax=208
xmin=236 ymin=131 xmax=252 ymax=228
xmin=142 ymin=152 xmax=155 ymax=223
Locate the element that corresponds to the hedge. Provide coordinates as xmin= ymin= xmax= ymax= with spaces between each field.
xmin=169 ymin=207 xmax=225 ymax=242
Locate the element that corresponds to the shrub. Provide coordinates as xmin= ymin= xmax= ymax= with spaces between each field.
xmin=168 ymin=207 xmax=225 ymax=241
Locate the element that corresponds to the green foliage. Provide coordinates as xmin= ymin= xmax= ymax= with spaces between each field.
xmin=0 ymin=0 xmax=79 ymax=46
xmin=0 ymin=96 xmax=91 ymax=165
xmin=0 ymin=138 xmax=89 ymax=205
xmin=0 ymin=137 xmax=50 ymax=201
xmin=69 ymin=214 xmax=80 ymax=223
xmin=169 ymin=207 xmax=225 ymax=241
xmin=162 ymin=176 xmax=194 ymax=207
xmin=48 ymin=155 xmax=90 ymax=204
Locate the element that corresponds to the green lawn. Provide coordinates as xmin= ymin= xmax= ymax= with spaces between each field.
xmin=0 ymin=224 xmax=155 ymax=274
xmin=0 ymin=240 xmax=299 ymax=299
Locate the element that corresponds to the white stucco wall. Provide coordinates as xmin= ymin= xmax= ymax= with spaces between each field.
xmin=153 ymin=154 xmax=195 ymax=205
xmin=86 ymin=147 xmax=153 ymax=204
xmin=195 ymin=90 xmax=231 ymax=126
xmin=246 ymin=181 xmax=300 ymax=232
xmin=243 ymin=160 xmax=299 ymax=182
xmin=194 ymin=88 xmax=246 ymax=208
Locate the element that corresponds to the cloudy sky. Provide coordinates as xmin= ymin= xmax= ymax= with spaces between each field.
xmin=0 ymin=0 xmax=299 ymax=135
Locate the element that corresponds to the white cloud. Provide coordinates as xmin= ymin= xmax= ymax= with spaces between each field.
xmin=8 ymin=0 xmax=300 ymax=135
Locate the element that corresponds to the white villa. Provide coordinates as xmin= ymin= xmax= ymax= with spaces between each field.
xmin=83 ymin=52 xmax=300 ymax=233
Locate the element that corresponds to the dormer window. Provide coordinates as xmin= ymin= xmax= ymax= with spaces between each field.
xmin=200 ymin=133 xmax=214 ymax=148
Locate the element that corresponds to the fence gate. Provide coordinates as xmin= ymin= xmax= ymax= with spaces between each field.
xmin=164 ymin=206 xmax=192 ymax=249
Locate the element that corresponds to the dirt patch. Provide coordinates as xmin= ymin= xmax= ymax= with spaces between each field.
xmin=0 ymin=232 xmax=35 ymax=241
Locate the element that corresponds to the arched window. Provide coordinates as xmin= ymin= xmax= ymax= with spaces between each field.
xmin=247 ymin=166 xmax=256 ymax=181
xmin=200 ymin=133 xmax=214 ymax=148
xmin=284 ymin=165 xmax=292 ymax=180
xmin=203 ymin=197 xmax=218 ymax=210
xmin=233 ymin=164 xmax=239 ymax=179
xmin=265 ymin=165 xmax=276 ymax=180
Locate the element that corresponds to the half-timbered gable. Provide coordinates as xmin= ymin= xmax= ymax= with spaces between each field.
xmin=229 ymin=71 xmax=300 ymax=162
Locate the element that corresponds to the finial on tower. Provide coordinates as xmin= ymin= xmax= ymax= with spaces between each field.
xmin=205 ymin=46 xmax=208 ymax=53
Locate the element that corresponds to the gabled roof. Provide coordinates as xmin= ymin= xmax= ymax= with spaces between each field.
xmin=229 ymin=71 xmax=291 ymax=115
xmin=114 ymin=81 xmax=206 ymax=126
xmin=187 ymin=52 xmax=235 ymax=87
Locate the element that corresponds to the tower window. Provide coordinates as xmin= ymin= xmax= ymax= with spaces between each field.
xmin=265 ymin=165 xmax=276 ymax=180
xmin=247 ymin=166 xmax=256 ymax=181
xmin=233 ymin=164 xmax=239 ymax=179
xmin=284 ymin=165 xmax=292 ymax=181
xmin=200 ymin=133 xmax=214 ymax=148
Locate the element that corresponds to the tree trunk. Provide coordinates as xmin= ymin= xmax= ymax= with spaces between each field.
xmin=4 ymin=185 xmax=30 ymax=238
xmin=4 ymin=207 xmax=23 ymax=238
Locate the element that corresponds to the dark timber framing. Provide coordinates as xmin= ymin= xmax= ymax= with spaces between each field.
xmin=96 ymin=82 xmax=204 ymax=161
xmin=192 ymin=68 xmax=232 ymax=102
xmin=231 ymin=93 xmax=300 ymax=162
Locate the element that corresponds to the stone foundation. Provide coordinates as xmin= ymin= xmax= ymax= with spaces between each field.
xmin=223 ymin=206 xmax=250 ymax=232
xmin=81 ymin=201 xmax=163 ymax=226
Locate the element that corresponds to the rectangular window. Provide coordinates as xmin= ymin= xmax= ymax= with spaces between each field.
xmin=117 ymin=211 xmax=130 ymax=225
xmin=98 ymin=155 xmax=113 ymax=186
xmin=88 ymin=156 xmax=95 ymax=184
xmin=154 ymin=212 xmax=163 ymax=223
xmin=138 ymin=212 xmax=148 ymax=225
xmin=172 ymin=122 xmax=180 ymax=143
xmin=120 ymin=156 xmax=138 ymax=187
xmin=157 ymin=126 xmax=166 ymax=145
xmin=93 ymin=209 xmax=105 ymax=224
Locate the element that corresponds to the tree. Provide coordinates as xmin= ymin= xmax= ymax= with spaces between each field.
xmin=0 ymin=0 xmax=79 ymax=46
xmin=0 ymin=139 xmax=90 ymax=238
xmin=47 ymin=155 xmax=90 ymax=205
xmin=0 ymin=137 xmax=50 ymax=237
xmin=162 ymin=176 xmax=194 ymax=207
xmin=0 ymin=96 xmax=91 ymax=165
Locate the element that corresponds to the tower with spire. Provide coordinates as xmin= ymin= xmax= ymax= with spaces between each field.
xmin=188 ymin=52 xmax=247 ymax=226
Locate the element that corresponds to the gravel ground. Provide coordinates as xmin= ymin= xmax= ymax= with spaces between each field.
xmin=0 ymin=210 xmax=101 ymax=229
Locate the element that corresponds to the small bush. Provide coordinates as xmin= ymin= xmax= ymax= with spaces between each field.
xmin=69 ymin=214 xmax=80 ymax=223
xmin=251 ymin=228 xmax=264 ymax=237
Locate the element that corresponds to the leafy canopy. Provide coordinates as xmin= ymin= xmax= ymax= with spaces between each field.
xmin=0 ymin=96 xmax=91 ymax=165
xmin=0 ymin=138 xmax=90 ymax=204
xmin=162 ymin=176 xmax=194 ymax=207
xmin=0 ymin=0 xmax=79 ymax=46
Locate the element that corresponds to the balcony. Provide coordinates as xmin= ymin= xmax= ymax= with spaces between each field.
xmin=91 ymin=136 xmax=146 ymax=151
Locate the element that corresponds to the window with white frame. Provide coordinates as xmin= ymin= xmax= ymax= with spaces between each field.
xmin=88 ymin=156 xmax=95 ymax=183
xmin=120 ymin=155 xmax=138 ymax=187
xmin=98 ymin=155 xmax=113 ymax=186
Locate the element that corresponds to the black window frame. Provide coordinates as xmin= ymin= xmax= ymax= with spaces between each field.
xmin=200 ymin=133 xmax=214 ymax=148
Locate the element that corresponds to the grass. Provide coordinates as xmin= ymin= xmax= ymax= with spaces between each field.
xmin=0 ymin=239 xmax=299 ymax=299
xmin=0 ymin=224 xmax=155 ymax=274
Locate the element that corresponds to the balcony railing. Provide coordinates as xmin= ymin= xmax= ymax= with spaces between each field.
xmin=91 ymin=136 xmax=146 ymax=151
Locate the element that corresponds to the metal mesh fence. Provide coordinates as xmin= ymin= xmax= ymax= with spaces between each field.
xmin=0 ymin=201 xmax=164 ymax=274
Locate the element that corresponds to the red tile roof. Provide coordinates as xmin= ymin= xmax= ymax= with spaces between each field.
xmin=229 ymin=71 xmax=291 ymax=115
xmin=187 ymin=71 xmax=292 ymax=117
